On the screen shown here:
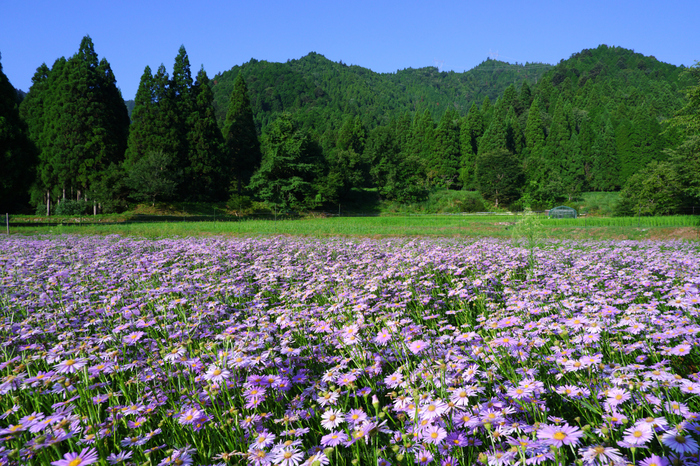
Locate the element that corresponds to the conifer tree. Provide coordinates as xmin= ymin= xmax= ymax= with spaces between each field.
xmin=519 ymin=81 xmax=533 ymax=110
xmin=124 ymin=66 xmax=157 ymax=168
xmin=0 ymin=55 xmax=36 ymax=212
xmin=405 ymin=109 xmax=434 ymax=185
xmin=22 ymin=36 xmax=128 ymax=210
xmin=590 ymin=120 xmax=620 ymax=191
xmin=475 ymin=148 xmax=524 ymax=208
xmin=331 ymin=115 xmax=368 ymax=192
xmin=248 ymin=113 xmax=322 ymax=211
xmin=478 ymin=99 xmax=508 ymax=155
xmin=431 ymin=107 xmax=461 ymax=187
xmin=170 ymin=46 xmax=194 ymax=174
xmin=223 ymin=73 xmax=262 ymax=194
xmin=458 ymin=105 xmax=482 ymax=190
xmin=524 ymin=98 xmax=545 ymax=154
xmin=185 ymin=68 xmax=226 ymax=201
xmin=505 ymin=107 xmax=525 ymax=156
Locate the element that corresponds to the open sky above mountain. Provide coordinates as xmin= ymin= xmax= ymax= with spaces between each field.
xmin=1 ymin=0 xmax=698 ymax=100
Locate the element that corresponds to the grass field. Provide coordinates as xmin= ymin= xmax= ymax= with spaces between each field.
xmin=8 ymin=214 xmax=700 ymax=241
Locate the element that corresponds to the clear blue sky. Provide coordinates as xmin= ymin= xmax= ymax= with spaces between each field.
xmin=1 ymin=0 xmax=698 ymax=100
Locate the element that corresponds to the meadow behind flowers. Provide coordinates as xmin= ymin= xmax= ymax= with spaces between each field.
xmin=0 ymin=235 xmax=699 ymax=466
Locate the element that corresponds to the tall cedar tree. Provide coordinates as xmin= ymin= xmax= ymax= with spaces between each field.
xmin=124 ymin=66 xmax=157 ymax=168
xmin=431 ymin=107 xmax=461 ymax=188
xmin=170 ymin=46 xmax=194 ymax=181
xmin=185 ymin=68 xmax=226 ymax=201
xmin=21 ymin=37 xmax=128 ymax=210
xmin=0 ymin=55 xmax=36 ymax=212
xmin=406 ymin=110 xmax=434 ymax=186
xmin=223 ymin=73 xmax=262 ymax=194
xmin=458 ymin=103 xmax=484 ymax=189
xmin=478 ymin=98 xmax=508 ymax=155
xmin=328 ymin=115 xmax=368 ymax=196
xmin=590 ymin=120 xmax=620 ymax=191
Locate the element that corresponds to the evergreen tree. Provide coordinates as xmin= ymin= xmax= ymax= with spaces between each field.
xmin=0 ymin=55 xmax=36 ymax=212
xmin=170 ymin=46 xmax=194 ymax=174
xmin=127 ymin=150 xmax=180 ymax=206
xmin=524 ymin=98 xmax=546 ymax=154
xmin=152 ymin=64 xmax=183 ymax=174
xmin=185 ymin=68 xmax=226 ymax=201
xmin=329 ymin=115 xmax=368 ymax=194
xmin=405 ymin=109 xmax=434 ymax=185
xmin=590 ymin=120 xmax=620 ymax=191
xmin=615 ymin=118 xmax=634 ymax=185
xmin=248 ymin=113 xmax=323 ymax=211
xmin=431 ymin=107 xmax=461 ymax=188
xmin=223 ymin=73 xmax=262 ymax=194
xmin=23 ymin=36 xmax=128 ymax=210
xmin=505 ymin=107 xmax=525 ymax=156
xmin=124 ymin=66 xmax=157 ymax=168
xmin=475 ymin=148 xmax=525 ymax=208
xmin=560 ymin=132 xmax=585 ymax=201
xmin=478 ymin=98 xmax=508 ymax=155
xmin=519 ymin=80 xmax=533 ymax=110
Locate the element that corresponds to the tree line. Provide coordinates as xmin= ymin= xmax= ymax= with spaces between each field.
xmin=1 ymin=39 xmax=698 ymax=215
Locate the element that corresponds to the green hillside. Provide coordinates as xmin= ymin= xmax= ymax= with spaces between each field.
xmin=209 ymin=52 xmax=552 ymax=133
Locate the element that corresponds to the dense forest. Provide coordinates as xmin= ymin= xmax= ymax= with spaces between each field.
xmin=1 ymin=38 xmax=699 ymax=215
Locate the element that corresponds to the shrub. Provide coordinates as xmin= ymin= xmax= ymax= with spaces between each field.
xmin=54 ymin=199 xmax=92 ymax=216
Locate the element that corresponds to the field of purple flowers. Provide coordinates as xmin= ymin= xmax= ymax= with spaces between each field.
xmin=1 ymin=235 xmax=699 ymax=466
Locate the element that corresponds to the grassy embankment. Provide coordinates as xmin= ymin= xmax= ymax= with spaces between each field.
xmin=6 ymin=191 xmax=699 ymax=240
xmin=8 ymin=214 xmax=700 ymax=241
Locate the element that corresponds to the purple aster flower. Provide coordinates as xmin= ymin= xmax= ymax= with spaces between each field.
xmin=414 ymin=448 xmax=434 ymax=464
xmin=638 ymin=455 xmax=669 ymax=466
xmin=408 ymin=339 xmax=428 ymax=354
xmin=537 ymin=423 xmax=583 ymax=448
xmin=320 ymin=430 xmax=348 ymax=447
xmin=251 ymin=430 xmax=276 ymax=449
xmin=661 ymin=429 xmax=699 ymax=454
xmin=622 ymin=423 xmax=654 ymax=446
xmin=204 ymin=364 xmax=230 ymax=384
xmin=107 ymin=450 xmax=133 ymax=465
xmin=419 ymin=399 xmax=447 ymax=421
xmin=580 ymin=445 xmax=625 ymax=465
xmin=422 ymin=424 xmax=447 ymax=445
xmin=54 ymin=358 xmax=88 ymax=374
xmin=374 ymin=328 xmax=392 ymax=345
xmin=178 ymin=407 xmax=204 ymax=426
xmin=384 ymin=371 xmax=404 ymax=388
xmin=320 ymin=408 xmax=344 ymax=430
xmin=272 ymin=446 xmax=304 ymax=466
xmin=122 ymin=331 xmax=145 ymax=345
xmin=347 ymin=408 xmax=368 ymax=426
xmin=50 ymin=447 xmax=99 ymax=466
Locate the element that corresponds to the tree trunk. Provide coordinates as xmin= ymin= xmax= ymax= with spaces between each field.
xmin=93 ymin=201 xmax=97 ymax=216
xmin=46 ymin=190 xmax=51 ymax=216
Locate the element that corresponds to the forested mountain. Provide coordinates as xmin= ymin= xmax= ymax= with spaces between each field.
xmin=209 ymin=52 xmax=552 ymax=133
xmin=4 ymin=41 xmax=699 ymax=216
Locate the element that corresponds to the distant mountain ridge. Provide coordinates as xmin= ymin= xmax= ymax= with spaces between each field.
xmin=122 ymin=44 xmax=690 ymax=139
xmin=207 ymin=52 xmax=552 ymax=132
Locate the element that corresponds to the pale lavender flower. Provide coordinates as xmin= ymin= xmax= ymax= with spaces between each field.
xmin=51 ymin=447 xmax=99 ymax=466
xmin=537 ymin=423 xmax=583 ymax=448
